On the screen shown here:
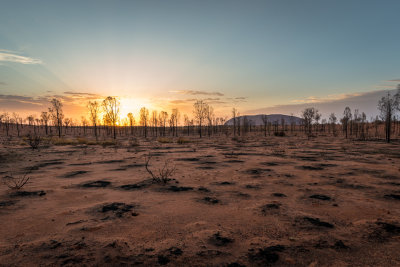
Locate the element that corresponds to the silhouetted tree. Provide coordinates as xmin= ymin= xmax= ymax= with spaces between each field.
xmin=262 ymin=115 xmax=268 ymax=137
xmin=127 ymin=112 xmax=135 ymax=135
xmin=140 ymin=107 xmax=149 ymax=138
xmin=328 ymin=113 xmax=337 ymax=135
xmin=342 ymin=107 xmax=352 ymax=139
xmin=88 ymin=101 xmax=100 ymax=141
xmin=302 ymin=107 xmax=316 ymax=136
xmin=102 ymin=96 xmax=120 ymax=139
xmin=378 ymin=89 xmax=400 ymax=143
xmin=232 ymin=108 xmax=238 ymax=136
xmin=49 ymin=98 xmax=64 ymax=138
xmin=193 ymin=100 xmax=208 ymax=138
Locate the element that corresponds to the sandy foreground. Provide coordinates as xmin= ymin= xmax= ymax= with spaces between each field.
xmin=0 ymin=135 xmax=399 ymax=266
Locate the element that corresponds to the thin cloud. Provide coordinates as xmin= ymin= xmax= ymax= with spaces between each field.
xmin=169 ymin=99 xmax=196 ymax=105
xmin=386 ymin=79 xmax=400 ymax=82
xmin=290 ymin=93 xmax=362 ymax=104
xmin=170 ymin=90 xmax=224 ymax=96
xmin=245 ymin=89 xmax=398 ymax=119
xmin=0 ymin=51 xmax=42 ymax=64
xmin=63 ymin=91 xmax=103 ymax=100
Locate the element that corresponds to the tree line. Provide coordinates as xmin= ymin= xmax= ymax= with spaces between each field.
xmin=0 ymin=86 xmax=399 ymax=142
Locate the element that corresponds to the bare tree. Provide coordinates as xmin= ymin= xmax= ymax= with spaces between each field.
xmin=232 ymin=108 xmax=238 ymax=136
xmin=302 ymin=107 xmax=316 ymax=136
xmin=140 ymin=107 xmax=149 ymax=138
xmin=49 ymin=98 xmax=64 ymax=138
xmin=127 ymin=112 xmax=135 ymax=135
xmin=378 ymin=89 xmax=400 ymax=143
xmin=342 ymin=107 xmax=352 ymax=139
xmin=184 ymin=114 xmax=190 ymax=136
xmin=328 ymin=113 xmax=337 ymax=135
xmin=206 ymin=105 xmax=214 ymax=137
xmin=314 ymin=111 xmax=321 ymax=133
xmin=159 ymin=111 xmax=168 ymax=136
xmin=88 ymin=101 xmax=100 ymax=141
xmin=169 ymin=109 xmax=180 ymax=137
xmin=40 ymin=111 xmax=50 ymax=135
xmin=151 ymin=110 xmax=158 ymax=137
xmin=193 ymin=100 xmax=208 ymax=138
xmin=102 ymin=97 xmax=120 ymax=139
xmin=12 ymin=112 xmax=21 ymax=137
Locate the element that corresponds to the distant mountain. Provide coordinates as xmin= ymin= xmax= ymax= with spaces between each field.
xmin=224 ymin=114 xmax=303 ymax=126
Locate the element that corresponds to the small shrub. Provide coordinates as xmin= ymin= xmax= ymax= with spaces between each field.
xmin=177 ymin=137 xmax=190 ymax=144
xmin=27 ymin=134 xmax=41 ymax=150
xmin=157 ymin=137 xmax=173 ymax=144
xmin=144 ymin=154 xmax=176 ymax=184
xmin=2 ymin=172 xmax=30 ymax=190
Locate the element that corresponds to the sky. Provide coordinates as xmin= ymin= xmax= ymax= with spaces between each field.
xmin=0 ymin=0 xmax=399 ymax=121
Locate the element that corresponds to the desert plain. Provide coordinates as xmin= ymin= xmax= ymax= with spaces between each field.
xmin=0 ymin=134 xmax=399 ymax=267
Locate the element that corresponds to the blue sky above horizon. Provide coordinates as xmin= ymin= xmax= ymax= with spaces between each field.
xmin=0 ymin=0 xmax=399 ymax=119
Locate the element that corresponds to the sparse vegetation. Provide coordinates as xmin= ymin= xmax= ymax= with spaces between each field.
xmin=2 ymin=172 xmax=30 ymax=190
xmin=144 ymin=154 xmax=176 ymax=184
xmin=27 ymin=134 xmax=41 ymax=149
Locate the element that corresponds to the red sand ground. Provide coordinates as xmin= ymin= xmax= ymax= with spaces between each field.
xmin=0 ymin=135 xmax=399 ymax=266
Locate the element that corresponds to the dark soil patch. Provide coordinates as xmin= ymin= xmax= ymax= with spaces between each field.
xmin=197 ymin=186 xmax=210 ymax=192
xmin=245 ymin=184 xmax=261 ymax=189
xmin=168 ymin=247 xmax=183 ymax=256
xmin=376 ymin=221 xmax=400 ymax=234
xmin=175 ymin=158 xmax=200 ymax=162
xmin=200 ymin=196 xmax=220 ymax=204
xmin=248 ymin=245 xmax=285 ymax=264
xmin=303 ymin=217 xmax=334 ymax=228
xmin=81 ymin=180 xmax=111 ymax=188
xmin=309 ymin=194 xmax=331 ymax=201
xmin=261 ymin=203 xmax=280 ymax=214
xmin=370 ymin=221 xmax=400 ymax=241
xmin=209 ymin=232 xmax=234 ymax=246
xmin=95 ymin=159 xmax=125 ymax=164
xmin=225 ymin=160 xmax=244 ymax=163
xmin=272 ymin=193 xmax=287 ymax=197
xmin=380 ymin=174 xmax=400 ymax=180
xmin=197 ymin=166 xmax=215 ymax=170
xmin=200 ymin=161 xmax=217 ymax=164
xmin=295 ymin=156 xmax=318 ymax=161
xmin=11 ymin=190 xmax=46 ymax=197
xmin=260 ymin=162 xmax=279 ymax=166
xmin=66 ymin=220 xmax=87 ymax=226
xmin=213 ymin=181 xmax=235 ymax=186
xmin=384 ymin=194 xmax=400 ymax=200
xmin=69 ymin=162 xmax=92 ymax=166
xmin=245 ymin=168 xmax=272 ymax=175
xmin=62 ymin=170 xmax=89 ymax=178
xmin=122 ymin=163 xmax=146 ymax=168
xmin=332 ymin=240 xmax=349 ymax=250
xmin=0 ymin=200 xmax=17 ymax=207
xmin=100 ymin=202 xmax=135 ymax=218
xmin=157 ymin=255 xmax=170 ymax=265
xmin=120 ymin=179 xmax=152 ymax=190
xmin=297 ymin=165 xmax=324 ymax=171
xmin=28 ymin=160 xmax=65 ymax=170
xmin=160 ymin=186 xmax=194 ymax=192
